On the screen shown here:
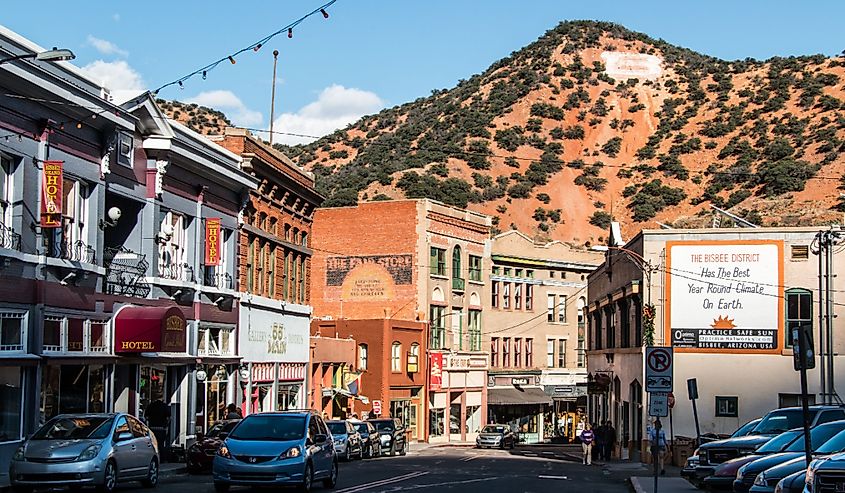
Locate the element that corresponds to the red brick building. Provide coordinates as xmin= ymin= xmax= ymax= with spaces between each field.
xmin=308 ymin=334 xmax=357 ymax=418
xmin=311 ymin=199 xmax=492 ymax=443
xmin=312 ymin=319 xmax=427 ymax=442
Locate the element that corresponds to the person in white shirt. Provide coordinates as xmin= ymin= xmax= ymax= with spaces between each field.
xmin=647 ymin=419 xmax=668 ymax=475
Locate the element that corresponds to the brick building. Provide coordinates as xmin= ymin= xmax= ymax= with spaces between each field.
xmin=210 ymin=128 xmax=322 ymax=414
xmin=310 ymin=199 xmax=492 ymax=443
xmin=311 ymin=318 xmax=427 ymax=442
xmin=308 ymin=333 xmax=357 ymax=420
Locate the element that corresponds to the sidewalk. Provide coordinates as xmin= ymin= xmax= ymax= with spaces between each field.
xmin=630 ymin=476 xmax=698 ymax=493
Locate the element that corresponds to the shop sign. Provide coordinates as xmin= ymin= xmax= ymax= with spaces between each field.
xmin=327 ymin=255 xmax=413 ymax=286
xmin=430 ymin=353 xmax=443 ymax=391
xmin=667 ymin=241 xmax=783 ymax=353
xmin=511 ymin=377 xmax=530 ymax=386
xmin=407 ymin=354 xmax=419 ymax=373
xmin=41 ymin=160 xmax=63 ymax=228
xmin=114 ymin=306 xmax=187 ymax=353
xmin=204 ymin=218 xmax=221 ymax=266
xmin=238 ymin=308 xmax=309 ymax=363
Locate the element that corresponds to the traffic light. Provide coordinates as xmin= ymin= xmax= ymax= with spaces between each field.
xmin=792 ymin=325 xmax=816 ymax=371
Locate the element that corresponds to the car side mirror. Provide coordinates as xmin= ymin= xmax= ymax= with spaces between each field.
xmin=314 ymin=434 xmax=327 ymax=444
xmin=115 ymin=431 xmax=133 ymax=442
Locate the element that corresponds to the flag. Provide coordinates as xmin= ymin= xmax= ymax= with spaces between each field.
xmin=343 ymin=371 xmax=362 ymax=396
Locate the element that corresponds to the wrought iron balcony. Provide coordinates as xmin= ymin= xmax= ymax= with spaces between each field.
xmin=49 ymin=239 xmax=96 ymax=263
xmin=104 ymin=246 xmax=151 ymax=298
xmin=203 ymin=270 xmax=233 ymax=290
xmin=158 ymin=259 xmax=195 ymax=283
xmin=452 ymin=277 xmax=465 ymax=292
xmin=0 ymin=222 xmax=21 ymax=251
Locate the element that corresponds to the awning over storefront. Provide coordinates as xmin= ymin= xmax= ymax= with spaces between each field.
xmin=488 ymin=387 xmax=553 ymax=406
xmin=114 ymin=306 xmax=187 ymax=353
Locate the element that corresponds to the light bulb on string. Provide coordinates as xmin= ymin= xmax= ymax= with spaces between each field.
xmin=202 ymin=71 xmax=207 ymax=80
xmin=76 ymin=122 xmax=83 ymax=129
xmin=321 ymin=8 xmax=329 ymax=18
xmin=178 ymin=80 xmax=183 ymax=89
xmin=253 ymin=43 xmax=262 ymax=52
xmin=228 ymin=56 xmax=236 ymax=64
xmin=288 ymin=28 xmax=293 ymax=38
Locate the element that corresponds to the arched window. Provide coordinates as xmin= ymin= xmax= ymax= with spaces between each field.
xmin=409 ymin=343 xmax=420 ymax=373
xmin=391 ymin=342 xmax=402 ymax=372
xmin=452 ymin=245 xmax=462 ymax=280
xmin=358 ymin=343 xmax=368 ymax=370
xmin=577 ymin=297 xmax=587 ymax=323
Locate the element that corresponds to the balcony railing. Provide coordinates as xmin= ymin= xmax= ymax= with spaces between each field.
xmin=49 ymin=239 xmax=96 ymax=263
xmin=0 ymin=222 xmax=21 ymax=251
xmin=452 ymin=277 xmax=465 ymax=292
xmin=159 ymin=259 xmax=195 ymax=282
xmin=104 ymin=246 xmax=151 ymax=298
xmin=203 ymin=271 xmax=233 ymax=290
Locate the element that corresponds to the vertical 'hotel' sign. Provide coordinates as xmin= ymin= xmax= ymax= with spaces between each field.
xmin=204 ymin=218 xmax=222 ymax=266
xmin=41 ymin=160 xmax=63 ymax=228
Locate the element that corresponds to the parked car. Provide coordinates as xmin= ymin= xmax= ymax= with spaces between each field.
xmin=803 ymin=450 xmax=845 ymax=493
xmin=693 ymin=406 xmax=845 ymax=482
xmin=350 ymin=420 xmax=381 ymax=459
xmin=476 ymin=424 xmax=516 ymax=449
xmin=684 ymin=419 xmax=762 ymax=487
xmin=771 ymin=470 xmax=804 ymax=493
xmin=702 ymin=429 xmax=803 ymax=490
xmin=368 ymin=418 xmax=407 ymax=456
xmin=326 ymin=420 xmax=363 ymax=461
xmin=735 ymin=420 xmax=845 ymax=492
xmin=9 ymin=413 xmax=159 ymax=493
xmin=186 ymin=419 xmax=241 ymax=472
xmin=745 ymin=425 xmax=845 ymax=493
xmin=212 ymin=411 xmax=337 ymax=493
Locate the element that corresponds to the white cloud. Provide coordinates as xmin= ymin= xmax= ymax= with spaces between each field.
xmin=188 ymin=90 xmax=263 ymax=127
xmin=271 ymin=84 xmax=385 ymax=145
xmin=80 ymin=60 xmax=146 ymax=104
xmin=86 ymin=35 xmax=128 ymax=58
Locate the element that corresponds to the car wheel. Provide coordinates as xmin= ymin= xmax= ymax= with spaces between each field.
xmin=399 ymin=443 xmax=406 ymax=456
xmin=298 ymin=462 xmax=313 ymax=493
xmin=96 ymin=460 xmax=117 ymax=493
xmin=141 ymin=458 xmax=159 ymax=487
xmin=214 ymin=482 xmax=230 ymax=493
xmin=357 ymin=445 xmax=364 ymax=459
xmin=509 ymin=438 xmax=515 ymax=450
xmin=322 ymin=460 xmax=338 ymax=489
xmin=345 ymin=445 xmax=352 ymax=461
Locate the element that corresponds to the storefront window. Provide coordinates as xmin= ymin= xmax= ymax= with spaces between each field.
xmin=43 ymin=317 xmax=63 ymax=352
xmin=430 ymin=408 xmax=445 ymax=437
xmin=89 ymin=365 xmax=105 ymax=413
xmin=0 ymin=312 xmax=25 ymax=352
xmin=466 ymin=405 xmax=481 ymax=434
xmin=450 ymin=403 xmax=461 ymax=436
xmin=0 ymin=367 xmax=22 ymax=441
xmin=140 ymin=366 xmax=167 ymax=424
xmin=41 ymin=365 xmax=106 ymax=420
xmin=205 ymin=373 xmax=227 ymax=429
xmin=251 ymin=383 xmax=273 ymax=413
xmin=277 ymin=384 xmax=300 ymax=411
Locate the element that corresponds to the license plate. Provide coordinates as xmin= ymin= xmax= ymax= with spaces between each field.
xmin=835 ymin=482 xmax=845 ymax=493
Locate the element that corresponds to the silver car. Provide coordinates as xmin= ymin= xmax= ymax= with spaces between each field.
xmin=9 ymin=413 xmax=160 ymax=493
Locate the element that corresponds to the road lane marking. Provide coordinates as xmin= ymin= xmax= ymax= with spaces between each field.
xmin=335 ymin=471 xmax=429 ymax=493
xmin=460 ymin=455 xmax=478 ymax=462
xmin=538 ymin=475 xmax=569 ymax=480
xmin=377 ymin=476 xmax=499 ymax=491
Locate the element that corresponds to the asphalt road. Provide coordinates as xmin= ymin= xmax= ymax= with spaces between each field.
xmin=145 ymin=446 xmax=631 ymax=493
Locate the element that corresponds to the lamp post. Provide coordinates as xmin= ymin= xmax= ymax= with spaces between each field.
xmin=0 ymin=47 xmax=75 ymax=65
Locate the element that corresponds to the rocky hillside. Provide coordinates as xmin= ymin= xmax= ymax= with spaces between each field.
xmin=157 ymin=99 xmax=232 ymax=135
xmin=169 ymin=21 xmax=845 ymax=246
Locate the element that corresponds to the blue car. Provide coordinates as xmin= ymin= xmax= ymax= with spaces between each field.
xmin=212 ymin=411 xmax=338 ymax=492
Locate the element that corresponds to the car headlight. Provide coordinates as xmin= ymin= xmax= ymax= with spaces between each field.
xmin=217 ymin=445 xmax=232 ymax=459
xmin=380 ymin=435 xmax=390 ymax=443
xmin=753 ymin=473 xmax=767 ymax=487
xmin=77 ymin=444 xmax=101 ymax=462
xmin=279 ymin=447 xmax=301 ymax=459
xmin=736 ymin=464 xmax=747 ymax=481
xmin=12 ymin=446 xmax=25 ymax=461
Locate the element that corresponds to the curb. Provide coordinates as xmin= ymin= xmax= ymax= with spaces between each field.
xmin=630 ymin=477 xmax=647 ymax=493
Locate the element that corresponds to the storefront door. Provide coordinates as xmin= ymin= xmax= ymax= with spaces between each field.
xmin=251 ymin=383 xmax=273 ymax=413
xmin=449 ymin=393 xmax=462 ymax=440
xmin=277 ymin=383 xmax=300 ymax=411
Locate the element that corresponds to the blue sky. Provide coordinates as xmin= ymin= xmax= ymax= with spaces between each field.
xmin=4 ymin=1 xmax=843 ymax=144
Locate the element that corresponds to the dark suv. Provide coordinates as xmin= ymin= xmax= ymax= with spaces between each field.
xmin=368 ymin=418 xmax=407 ymax=456
xmin=693 ymin=405 xmax=845 ymax=483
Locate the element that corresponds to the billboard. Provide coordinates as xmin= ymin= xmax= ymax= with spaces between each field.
xmin=666 ymin=240 xmax=784 ymax=354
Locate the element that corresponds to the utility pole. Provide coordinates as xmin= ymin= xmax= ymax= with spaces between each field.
xmin=813 ymin=228 xmax=844 ymax=404
xmin=269 ymin=50 xmax=279 ymax=146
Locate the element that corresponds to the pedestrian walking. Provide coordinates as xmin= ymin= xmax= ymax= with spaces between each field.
xmin=603 ymin=420 xmax=617 ymax=461
xmin=648 ymin=419 xmax=668 ymax=475
xmin=580 ymin=423 xmax=595 ymax=465
xmin=225 ymin=403 xmax=242 ymax=419
xmin=593 ymin=421 xmax=606 ymax=461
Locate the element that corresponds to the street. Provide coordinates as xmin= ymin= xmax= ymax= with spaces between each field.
xmin=151 ymin=446 xmax=630 ymax=493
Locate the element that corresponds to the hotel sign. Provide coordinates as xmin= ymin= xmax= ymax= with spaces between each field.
xmin=204 ymin=218 xmax=222 ymax=266
xmin=41 ymin=160 xmax=63 ymax=228
xmin=114 ymin=306 xmax=187 ymax=353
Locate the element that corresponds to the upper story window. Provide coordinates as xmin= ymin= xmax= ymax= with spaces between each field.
xmin=0 ymin=156 xmax=14 ymax=227
xmin=117 ymin=133 xmax=133 ymax=167
xmin=526 ymin=338 xmax=534 ymax=367
xmin=284 ymin=223 xmax=291 ymax=241
xmin=301 ymin=232 xmax=308 ymax=247
xmin=197 ymin=325 xmax=233 ymax=356
xmin=410 ymin=343 xmax=420 ymax=371
xmin=430 ymin=247 xmax=446 ymax=276
xmin=490 ymin=337 xmax=499 ymax=367
xmin=492 ymin=281 xmax=500 ymax=308
xmin=468 ymin=310 xmax=481 ymax=352
xmin=42 ymin=317 xmax=109 ymax=354
xmin=469 ymin=255 xmax=482 ymax=282
xmin=430 ymin=305 xmax=446 ymax=349
xmin=514 ymin=338 xmax=522 ymax=368
xmin=503 ymin=283 xmax=511 ymax=309
xmin=451 ymin=246 xmax=462 ymax=280
xmin=159 ymin=210 xmax=188 ymax=280
xmin=526 ymin=285 xmax=534 ymax=311
xmin=502 ymin=337 xmax=510 ymax=367
xmin=0 ymin=312 xmax=26 ymax=352
xmin=577 ymin=297 xmax=587 ymax=324
xmin=47 ymin=178 xmax=90 ymax=261
xmin=547 ymin=294 xmax=567 ymax=323
xmin=391 ymin=342 xmax=402 ymax=372
xmin=204 ymin=226 xmax=230 ymax=289
xmin=358 ymin=343 xmax=368 ymax=370
xmin=514 ymin=284 xmax=522 ymax=310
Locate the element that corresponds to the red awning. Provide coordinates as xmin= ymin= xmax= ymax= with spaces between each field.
xmin=114 ymin=306 xmax=187 ymax=354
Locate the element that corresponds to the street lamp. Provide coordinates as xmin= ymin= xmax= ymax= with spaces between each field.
xmin=0 ymin=47 xmax=75 ymax=65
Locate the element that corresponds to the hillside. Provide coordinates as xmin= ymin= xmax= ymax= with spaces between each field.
xmin=157 ymin=99 xmax=232 ymax=135
xmin=168 ymin=21 xmax=845 ymax=246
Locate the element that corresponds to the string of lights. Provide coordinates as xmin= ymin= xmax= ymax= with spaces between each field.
xmin=151 ymin=0 xmax=338 ymax=95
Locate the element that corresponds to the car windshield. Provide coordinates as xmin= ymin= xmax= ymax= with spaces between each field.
xmin=815 ymin=429 xmax=845 ymax=454
xmin=327 ymin=422 xmax=347 ymax=435
xmin=757 ymin=431 xmax=803 ymax=453
xmin=786 ymin=423 xmax=845 ymax=452
xmin=229 ymin=415 xmax=306 ymax=441
xmin=732 ymin=419 xmax=762 ymax=437
xmin=752 ymin=410 xmax=804 ymax=435
xmin=482 ymin=425 xmax=508 ymax=434
xmin=208 ymin=421 xmax=239 ymax=438
xmin=372 ymin=421 xmax=394 ymax=432
xmin=32 ymin=417 xmax=114 ymax=440
xmin=355 ymin=424 xmax=369 ymax=434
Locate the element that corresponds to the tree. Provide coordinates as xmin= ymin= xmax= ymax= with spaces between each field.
xmin=589 ymin=210 xmax=612 ymax=229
